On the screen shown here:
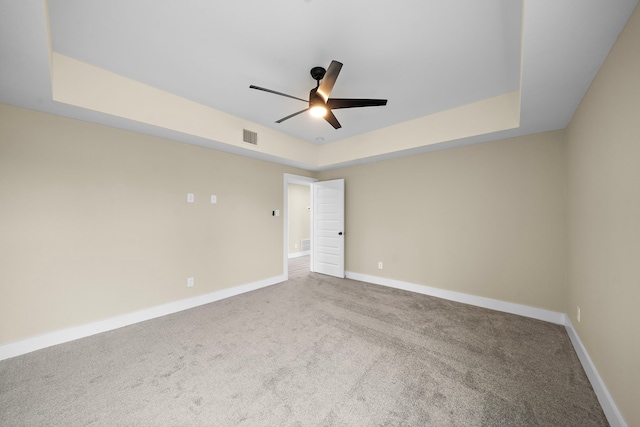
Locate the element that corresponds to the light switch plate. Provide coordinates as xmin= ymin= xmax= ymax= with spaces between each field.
xmin=211 ymin=195 xmax=217 ymax=204
xmin=187 ymin=193 xmax=194 ymax=203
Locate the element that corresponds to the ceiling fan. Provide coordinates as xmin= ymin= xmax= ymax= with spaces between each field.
xmin=249 ymin=60 xmax=387 ymax=129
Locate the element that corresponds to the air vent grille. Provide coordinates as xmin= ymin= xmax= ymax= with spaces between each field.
xmin=243 ymin=129 xmax=258 ymax=145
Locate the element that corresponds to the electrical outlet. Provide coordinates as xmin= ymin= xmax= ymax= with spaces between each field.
xmin=187 ymin=277 xmax=194 ymax=287
xmin=378 ymin=262 xmax=383 ymax=269
xmin=577 ymin=306 xmax=581 ymax=323
xmin=187 ymin=193 xmax=194 ymax=203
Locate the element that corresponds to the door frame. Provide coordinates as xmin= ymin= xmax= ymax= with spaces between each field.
xmin=283 ymin=173 xmax=317 ymax=279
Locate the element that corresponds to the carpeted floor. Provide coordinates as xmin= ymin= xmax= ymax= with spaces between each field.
xmin=0 ymin=272 xmax=607 ymax=426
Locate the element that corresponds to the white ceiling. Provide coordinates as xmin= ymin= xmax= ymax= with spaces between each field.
xmin=1 ymin=0 xmax=638 ymax=169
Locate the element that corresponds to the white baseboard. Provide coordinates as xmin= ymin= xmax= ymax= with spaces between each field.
xmin=345 ymin=271 xmax=626 ymax=427
xmin=345 ymin=271 xmax=565 ymax=324
xmin=564 ymin=316 xmax=627 ymax=427
xmin=288 ymin=251 xmax=310 ymax=259
xmin=0 ymin=274 xmax=287 ymax=362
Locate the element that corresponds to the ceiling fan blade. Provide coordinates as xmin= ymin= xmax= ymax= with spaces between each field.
xmin=327 ymin=98 xmax=388 ymax=109
xmin=275 ymin=108 xmax=309 ymax=123
xmin=324 ymin=110 xmax=342 ymax=129
xmin=317 ymin=60 xmax=343 ymax=102
xmin=249 ymin=85 xmax=307 ymax=103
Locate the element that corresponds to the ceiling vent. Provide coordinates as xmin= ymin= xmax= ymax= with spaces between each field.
xmin=243 ymin=129 xmax=258 ymax=145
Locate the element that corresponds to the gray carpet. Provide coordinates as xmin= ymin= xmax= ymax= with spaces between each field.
xmin=0 ymin=273 xmax=607 ymax=426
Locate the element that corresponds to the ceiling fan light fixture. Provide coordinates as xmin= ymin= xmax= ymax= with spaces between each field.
xmin=309 ymin=105 xmax=328 ymax=118
xmin=250 ymin=60 xmax=387 ymax=129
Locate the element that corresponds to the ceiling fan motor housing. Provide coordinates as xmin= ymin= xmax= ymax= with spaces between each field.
xmin=309 ymin=88 xmax=324 ymax=108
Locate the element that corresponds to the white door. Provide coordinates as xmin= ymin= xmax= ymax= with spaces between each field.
xmin=311 ymin=179 xmax=344 ymax=278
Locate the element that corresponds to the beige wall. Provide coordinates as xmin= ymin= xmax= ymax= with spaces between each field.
xmin=566 ymin=4 xmax=640 ymax=425
xmin=0 ymin=104 xmax=313 ymax=344
xmin=319 ymin=131 xmax=568 ymax=312
xmin=287 ymin=184 xmax=310 ymax=255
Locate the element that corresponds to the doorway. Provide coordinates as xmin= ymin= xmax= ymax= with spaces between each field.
xmin=283 ymin=174 xmax=317 ymax=279
xmin=283 ymin=174 xmax=346 ymax=279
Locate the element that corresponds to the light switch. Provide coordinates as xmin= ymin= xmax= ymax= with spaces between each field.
xmin=275 ymin=210 xmax=280 ymax=217
xmin=187 ymin=193 xmax=194 ymax=203
xmin=211 ymin=195 xmax=217 ymax=204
